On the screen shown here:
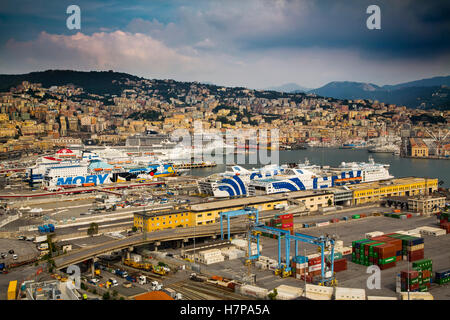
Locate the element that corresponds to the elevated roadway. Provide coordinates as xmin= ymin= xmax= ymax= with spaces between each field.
xmin=53 ymin=223 xmax=248 ymax=269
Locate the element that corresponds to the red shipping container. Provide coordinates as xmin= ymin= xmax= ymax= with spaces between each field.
xmin=300 ymin=274 xmax=314 ymax=283
xmin=408 ymin=249 xmax=424 ymax=262
xmin=396 ymin=255 xmax=402 ymax=262
xmin=281 ymin=217 xmax=294 ymax=224
xmin=278 ymin=213 xmax=293 ymax=220
xmin=308 ymin=257 xmax=321 ymax=265
xmin=422 ymin=270 xmax=431 ymax=278
xmin=328 ymin=258 xmax=347 ymax=272
xmin=406 ymin=214 xmax=412 ymax=218
xmin=374 ymin=244 xmax=397 ymax=259
xmin=282 ymin=223 xmax=293 ymax=228
xmin=404 ymin=283 xmax=419 ymax=291
xmin=401 ymin=270 xmax=419 ymax=279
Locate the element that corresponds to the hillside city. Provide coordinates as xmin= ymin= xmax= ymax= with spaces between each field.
xmin=0 ymin=72 xmax=449 ymax=157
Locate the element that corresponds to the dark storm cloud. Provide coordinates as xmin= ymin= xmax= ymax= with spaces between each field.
xmin=231 ymin=0 xmax=450 ymax=59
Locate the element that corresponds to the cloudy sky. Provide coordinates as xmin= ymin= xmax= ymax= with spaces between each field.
xmin=0 ymin=0 xmax=449 ymax=89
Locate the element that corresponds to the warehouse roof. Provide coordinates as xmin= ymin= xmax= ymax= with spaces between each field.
xmin=189 ymin=190 xmax=332 ymax=212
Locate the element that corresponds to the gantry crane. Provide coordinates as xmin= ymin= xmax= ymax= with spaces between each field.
xmin=220 ymin=208 xmax=337 ymax=285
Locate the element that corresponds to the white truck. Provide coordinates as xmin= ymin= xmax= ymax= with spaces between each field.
xmin=138 ymin=275 xmax=147 ymax=285
xmin=151 ymin=281 xmax=163 ymax=291
xmin=164 ymin=288 xmax=182 ymax=300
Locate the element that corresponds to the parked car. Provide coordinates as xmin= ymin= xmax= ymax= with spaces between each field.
xmin=108 ymin=278 xmax=119 ymax=287
xmin=122 ymin=281 xmax=132 ymax=288
xmin=17 ymin=236 xmax=26 ymax=241
xmin=12 ymin=254 xmax=18 ymax=260
xmin=8 ymin=249 xmax=14 ymax=254
xmin=1 ymin=253 xmax=7 ymax=259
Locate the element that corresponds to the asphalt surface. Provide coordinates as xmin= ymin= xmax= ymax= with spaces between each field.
xmin=0 ymin=239 xmax=39 ymax=265
xmin=204 ymin=214 xmax=450 ymax=299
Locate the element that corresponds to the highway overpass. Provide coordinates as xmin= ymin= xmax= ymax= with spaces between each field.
xmin=53 ymin=223 xmax=248 ymax=269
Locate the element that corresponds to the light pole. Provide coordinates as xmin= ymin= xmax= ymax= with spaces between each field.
xmin=304 ymin=248 xmax=307 ymax=297
xmin=407 ymin=257 xmax=410 ymax=301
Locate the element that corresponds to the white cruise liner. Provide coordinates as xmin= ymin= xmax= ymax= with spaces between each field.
xmin=197 ymin=164 xmax=285 ymax=197
xmin=199 ymin=157 xmax=393 ymax=198
xmin=248 ymin=157 xmax=393 ymax=196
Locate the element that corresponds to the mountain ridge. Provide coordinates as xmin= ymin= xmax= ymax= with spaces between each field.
xmin=0 ymin=70 xmax=449 ymax=109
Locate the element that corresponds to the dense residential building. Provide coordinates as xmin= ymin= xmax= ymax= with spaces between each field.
xmin=0 ymin=78 xmax=448 ymax=154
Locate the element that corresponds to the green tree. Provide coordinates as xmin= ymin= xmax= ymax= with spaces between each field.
xmin=102 ymin=291 xmax=111 ymax=300
xmin=112 ymin=290 xmax=118 ymax=298
xmin=131 ymin=226 xmax=138 ymax=232
xmin=328 ymin=198 xmax=333 ymax=206
xmin=268 ymin=288 xmax=278 ymax=300
xmin=87 ymin=223 xmax=99 ymax=237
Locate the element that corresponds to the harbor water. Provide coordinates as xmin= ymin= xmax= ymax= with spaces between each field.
xmin=187 ymin=148 xmax=450 ymax=188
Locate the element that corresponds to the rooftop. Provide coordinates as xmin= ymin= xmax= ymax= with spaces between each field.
xmin=347 ymin=177 xmax=437 ymax=191
xmin=190 ymin=190 xmax=332 ymax=212
xmin=133 ymin=291 xmax=174 ymax=300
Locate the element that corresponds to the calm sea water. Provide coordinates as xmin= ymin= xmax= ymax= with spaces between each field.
xmin=187 ymin=148 xmax=450 ymax=187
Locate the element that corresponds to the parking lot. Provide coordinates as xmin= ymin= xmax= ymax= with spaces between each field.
xmin=0 ymin=239 xmax=39 ymax=265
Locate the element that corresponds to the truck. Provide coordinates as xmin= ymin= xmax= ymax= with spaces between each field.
xmin=125 ymin=275 xmax=137 ymax=283
xmin=274 ymin=203 xmax=288 ymax=210
xmin=164 ymin=288 xmax=177 ymax=299
xmin=115 ymin=269 xmax=128 ymax=278
xmin=0 ymin=263 xmax=7 ymax=274
xmin=138 ymin=275 xmax=147 ymax=285
xmin=190 ymin=273 xmax=208 ymax=282
xmin=34 ymin=235 xmax=48 ymax=243
xmin=151 ymin=281 xmax=163 ymax=291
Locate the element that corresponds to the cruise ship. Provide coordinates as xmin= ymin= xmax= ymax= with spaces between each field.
xmin=248 ymin=157 xmax=393 ymax=196
xmin=197 ymin=164 xmax=285 ymax=197
xmin=42 ymin=160 xmax=177 ymax=189
xmin=199 ymin=157 xmax=393 ymax=198
xmin=26 ymin=148 xmax=177 ymax=189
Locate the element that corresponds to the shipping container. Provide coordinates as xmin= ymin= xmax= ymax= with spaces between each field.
xmin=7 ymin=280 xmax=17 ymax=300
xmin=335 ymin=287 xmax=366 ymax=300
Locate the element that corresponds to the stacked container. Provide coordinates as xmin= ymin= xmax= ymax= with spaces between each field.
xmin=435 ymin=268 xmax=450 ymax=285
xmin=439 ymin=212 xmax=450 ymax=234
xmin=327 ymin=258 xmax=347 ymax=272
xmin=351 ymin=236 xmax=401 ymax=269
xmin=292 ymin=255 xmax=309 ymax=280
xmin=384 ymin=233 xmax=425 ymax=262
xmin=197 ymin=249 xmax=225 ymax=265
xmin=412 ymin=259 xmax=432 ymax=292
xmin=308 ymin=256 xmax=322 ymax=277
xmin=263 ymin=213 xmax=294 ymax=238
xmin=400 ymin=270 xmax=419 ymax=292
